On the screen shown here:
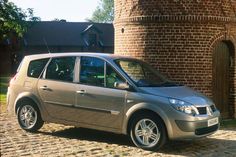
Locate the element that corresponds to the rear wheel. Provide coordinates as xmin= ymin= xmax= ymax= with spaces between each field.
xmin=17 ymin=101 xmax=44 ymax=132
xmin=130 ymin=113 xmax=167 ymax=151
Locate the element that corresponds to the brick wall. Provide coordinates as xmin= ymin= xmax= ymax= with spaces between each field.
xmin=114 ymin=0 xmax=236 ymax=118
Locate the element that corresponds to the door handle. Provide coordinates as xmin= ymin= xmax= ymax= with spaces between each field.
xmin=40 ymin=86 xmax=51 ymax=91
xmin=76 ymin=90 xmax=86 ymax=94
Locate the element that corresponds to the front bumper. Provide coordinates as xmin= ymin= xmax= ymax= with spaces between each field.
xmin=169 ymin=111 xmax=220 ymax=139
xmin=175 ymin=119 xmax=219 ymax=135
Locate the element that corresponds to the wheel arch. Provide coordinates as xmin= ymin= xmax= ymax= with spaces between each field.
xmin=14 ymin=92 xmax=45 ymax=119
xmin=122 ymin=103 xmax=173 ymax=138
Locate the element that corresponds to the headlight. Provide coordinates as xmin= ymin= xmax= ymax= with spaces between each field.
xmin=169 ymin=98 xmax=198 ymax=116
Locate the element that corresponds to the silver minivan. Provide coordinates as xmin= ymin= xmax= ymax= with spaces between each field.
xmin=7 ymin=53 xmax=220 ymax=150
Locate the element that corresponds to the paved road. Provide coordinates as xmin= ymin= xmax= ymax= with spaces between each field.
xmin=1 ymin=112 xmax=236 ymax=157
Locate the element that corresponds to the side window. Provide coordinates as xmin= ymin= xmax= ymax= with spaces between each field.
xmin=106 ymin=64 xmax=126 ymax=88
xmin=80 ymin=57 xmax=105 ymax=87
xmin=46 ymin=57 xmax=75 ymax=82
xmin=27 ymin=58 xmax=49 ymax=78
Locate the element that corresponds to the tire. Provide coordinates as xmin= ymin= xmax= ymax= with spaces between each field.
xmin=17 ymin=101 xmax=44 ymax=132
xmin=130 ymin=112 xmax=167 ymax=151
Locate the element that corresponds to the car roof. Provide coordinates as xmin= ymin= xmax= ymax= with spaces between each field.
xmin=24 ymin=52 xmax=135 ymax=61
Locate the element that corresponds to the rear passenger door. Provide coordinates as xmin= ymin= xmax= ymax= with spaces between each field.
xmin=37 ymin=57 xmax=77 ymax=121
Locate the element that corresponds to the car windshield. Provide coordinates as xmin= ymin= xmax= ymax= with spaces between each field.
xmin=115 ymin=59 xmax=180 ymax=87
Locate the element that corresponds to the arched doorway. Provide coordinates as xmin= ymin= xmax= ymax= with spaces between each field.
xmin=212 ymin=41 xmax=234 ymax=118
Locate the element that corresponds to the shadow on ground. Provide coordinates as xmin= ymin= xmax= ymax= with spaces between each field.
xmin=39 ymin=127 xmax=133 ymax=147
xmin=38 ymin=126 xmax=236 ymax=155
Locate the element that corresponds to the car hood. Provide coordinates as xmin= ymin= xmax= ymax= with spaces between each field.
xmin=140 ymin=86 xmax=213 ymax=106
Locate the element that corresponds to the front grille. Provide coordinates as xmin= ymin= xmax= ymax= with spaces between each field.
xmin=210 ymin=105 xmax=216 ymax=112
xmin=197 ymin=107 xmax=207 ymax=115
xmin=195 ymin=124 xmax=218 ymax=135
xmin=196 ymin=105 xmax=216 ymax=115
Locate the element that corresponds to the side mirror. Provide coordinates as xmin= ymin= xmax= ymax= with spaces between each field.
xmin=114 ymin=81 xmax=130 ymax=90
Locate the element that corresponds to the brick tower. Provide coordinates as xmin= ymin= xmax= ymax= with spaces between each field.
xmin=114 ymin=0 xmax=236 ymax=118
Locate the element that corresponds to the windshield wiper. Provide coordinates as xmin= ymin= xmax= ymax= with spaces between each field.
xmin=158 ymin=81 xmax=182 ymax=87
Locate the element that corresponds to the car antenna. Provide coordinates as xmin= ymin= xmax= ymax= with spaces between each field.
xmin=43 ymin=37 xmax=51 ymax=53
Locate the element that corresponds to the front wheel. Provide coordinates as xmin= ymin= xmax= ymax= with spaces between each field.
xmin=130 ymin=113 xmax=167 ymax=151
xmin=17 ymin=101 xmax=44 ymax=132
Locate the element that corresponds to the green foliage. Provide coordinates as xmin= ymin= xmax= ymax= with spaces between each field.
xmin=52 ymin=18 xmax=67 ymax=22
xmin=89 ymin=0 xmax=114 ymax=23
xmin=0 ymin=77 xmax=9 ymax=95
xmin=52 ymin=18 xmax=61 ymax=21
xmin=0 ymin=77 xmax=10 ymax=112
xmin=0 ymin=0 xmax=40 ymax=42
xmin=221 ymin=119 xmax=236 ymax=128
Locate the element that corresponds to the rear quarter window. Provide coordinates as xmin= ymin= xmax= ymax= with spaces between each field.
xmin=27 ymin=58 xmax=49 ymax=78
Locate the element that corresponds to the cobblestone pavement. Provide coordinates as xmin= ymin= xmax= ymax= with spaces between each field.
xmin=1 ymin=112 xmax=236 ymax=157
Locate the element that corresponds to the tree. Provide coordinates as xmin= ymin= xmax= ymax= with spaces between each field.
xmin=52 ymin=18 xmax=67 ymax=22
xmin=0 ymin=0 xmax=40 ymax=43
xmin=89 ymin=0 xmax=114 ymax=23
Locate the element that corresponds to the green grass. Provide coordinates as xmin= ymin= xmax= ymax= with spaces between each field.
xmin=0 ymin=94 xmax=7 ymax=112
xmin=0 ymin=77 xmax=10 ymax=112
xmin=221 ymin=119 xmax=236 ymax=128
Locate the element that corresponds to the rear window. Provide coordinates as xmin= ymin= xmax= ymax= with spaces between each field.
xmin=27 ymin=58 xmax=49 ymax=78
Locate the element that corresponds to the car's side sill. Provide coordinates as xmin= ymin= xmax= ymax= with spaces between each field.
xmin=44 ymin=101 xmax=120 ymax=115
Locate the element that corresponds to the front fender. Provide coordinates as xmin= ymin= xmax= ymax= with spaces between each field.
xmin=122 ymin=102 xmax=174 ymax=138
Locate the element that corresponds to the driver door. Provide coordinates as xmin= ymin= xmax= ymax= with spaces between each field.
xmin=74 ymin=56 xmax=127 ymax=129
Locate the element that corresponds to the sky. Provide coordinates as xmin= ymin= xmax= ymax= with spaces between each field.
xmin=9 ymin=0 xmax=100 ymax=22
